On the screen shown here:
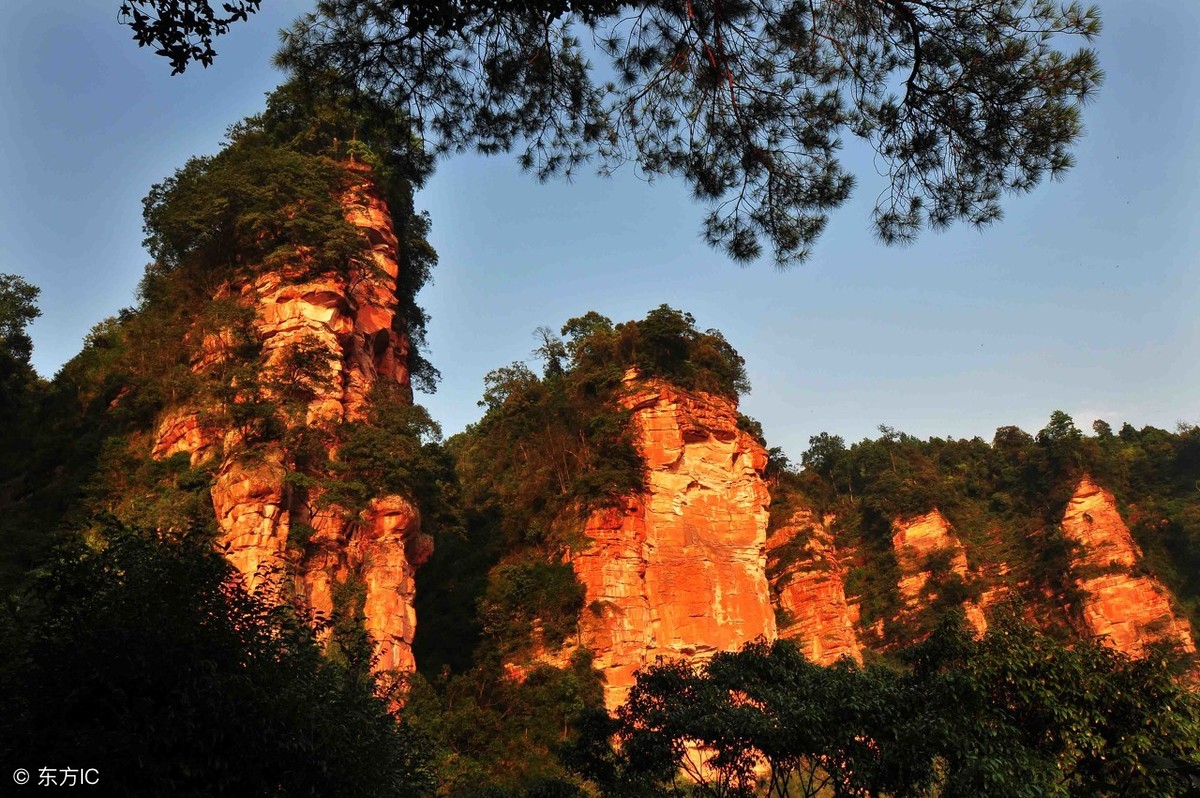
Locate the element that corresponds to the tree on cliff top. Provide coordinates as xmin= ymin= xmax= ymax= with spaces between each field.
xmin=0 ymin=275 xmax=47 ymax=586
xmin=0 ymin=273 xmax=41 ymax=431
xmin=121 ymin=0 xmax=1101 ymax=265
xmin=140 ymin=76 xmax=440 ymax=392
xmin=0 ymin=274 xmax=40 ymax=367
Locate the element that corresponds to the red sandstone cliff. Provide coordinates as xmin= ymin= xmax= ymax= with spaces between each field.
xmin=891 ymin=509 xmax=988 ymax=634
xmin=766 ymin=510 xmax=862 ymax=665
xmin=151 ymin=168 xmax=431 ymax=674
xmin=1061 ymin=476 xmax=1194 ymax=656
xmin=570 ymin=376 xmax=776 ymax=708
xmin=760 ymin=483 xmax=1195 ymax=667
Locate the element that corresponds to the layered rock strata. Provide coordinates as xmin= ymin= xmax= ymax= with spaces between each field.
xmin=766 ymin=510 xmax=862 ymax=665
xmin=891 ymin=510 xmax=988 ymax=634
xmin=151 ymin=169 xmax=430 ymax=674
xmin=1061 ymin=476 xmax=1194 ymax=656
xmin=571 ymin=377 xmax=776 ymax=709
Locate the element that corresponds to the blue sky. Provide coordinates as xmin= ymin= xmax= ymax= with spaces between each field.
xmin=3 ymin=1 xmax=1199 ymax=459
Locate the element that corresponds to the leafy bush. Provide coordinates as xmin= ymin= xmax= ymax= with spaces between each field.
xmin=402 ymin=654 xmax=603 ymax=795
xmin=479 ymin=559 xmax=587 ymax=657
xmin=0 ymin=525 xmax=435 ymax=796
xmin=574 ymin=611 xmax=1200 ymax=797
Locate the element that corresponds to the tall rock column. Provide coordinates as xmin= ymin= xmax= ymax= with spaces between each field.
xmin=571 ymin=377 xmax=776 ymax=709
xmin=1061 ymin=476 xmax=1194 ymax=656
xmin=151 ymin=168 xmax=431 ymax=675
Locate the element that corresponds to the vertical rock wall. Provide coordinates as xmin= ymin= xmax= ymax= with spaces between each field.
xmin=151 ymin=169 xmax=431 ymax=674
xmin=572 ymin=378 xmax=776 ymax=708
xmin=565 ymin=469 xmax=1194 ymax=691
xmin=1061 ymin=476 xmax=1194 ymax=656
xmin=766 ymin=509 xmax=863 ymax=665
xmin=891 ymin=509 xmax=988 ymax=634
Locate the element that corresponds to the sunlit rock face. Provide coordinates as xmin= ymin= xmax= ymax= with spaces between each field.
xmin=572 ymin=377 xmax=776 ymax=709
xmin=891 ymin=509 xmax=988 ymax=634
xmin=151 ymin=169 xmax=430 ymax=675
xmin=1061 ymin=476 xmax=1194 ymax=656
xmin=766 ymin=509 xmax=863 ymax=665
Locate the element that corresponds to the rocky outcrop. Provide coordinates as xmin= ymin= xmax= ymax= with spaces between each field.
xmin=571 ymin=376 xmax=776 ymax=708
xmin=766 ymin=510 xmax=862 ymax=665
xmin=892 ymin=510 xmax=987 ymax=634
xmin=1061 ymin=476 xmax=1194 ymax=656
xmin=151 ymin=167 xmax=430 ymax=674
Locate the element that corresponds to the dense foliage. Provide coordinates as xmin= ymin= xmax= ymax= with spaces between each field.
xmin=0 ymin=274 xmax=40 ymax=368
xmin=572 ymin=612 xmax=1200 ymax=797
xmin=119 ymin=0 xmax=1104 ymax=265
xmin=0 ymin=525 xmax=434 ymax=796
xmin=403 ymin=655 xmax=604 ymax=796
xmin=768 ymin=411 xmax=1200 ymax=644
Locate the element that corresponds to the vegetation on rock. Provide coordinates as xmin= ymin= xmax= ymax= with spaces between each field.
xmin=768 ymin=411 xmax=1200 ymax=646
xmin=408 ymin=306 xmax=756 ymax=791
xmin=421 ymin=305 xmax=751 ymax=666
xmin=0 ymin=78 xmax=443 ymax=596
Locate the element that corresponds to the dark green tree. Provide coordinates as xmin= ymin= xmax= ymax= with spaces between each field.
xmin=908 ymin=610 xmax=1200 ymax=797
xmin=119 ymin=0 xmax=262 ymax=74
xmin=402 ymin=655 xmax=604 ymax=794
xmin=121 ymin=0 xmax=1102 ymax=265
xmin=578 ymin=613 xmax=1200 ymax=797
xmin=800 ymin=432 xmax=846 ymax=482
xmin=0 ymin=275 xmax=50 ymax=586
xmin=0 ymin=274 xmax=40 ymax=365
xmin=0 ymin=273 xmax=41 ymax=439
xmin=0 ymin=524 xmax=435 ymax=796
xmin=0 ymin=273 xmax=43 ymax=453
xmin=577 ymin=638 xmax=941 ymax=797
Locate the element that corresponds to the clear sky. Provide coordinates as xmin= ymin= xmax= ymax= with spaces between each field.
xmin=3 ymin=1 xmax=1198 ymax=459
